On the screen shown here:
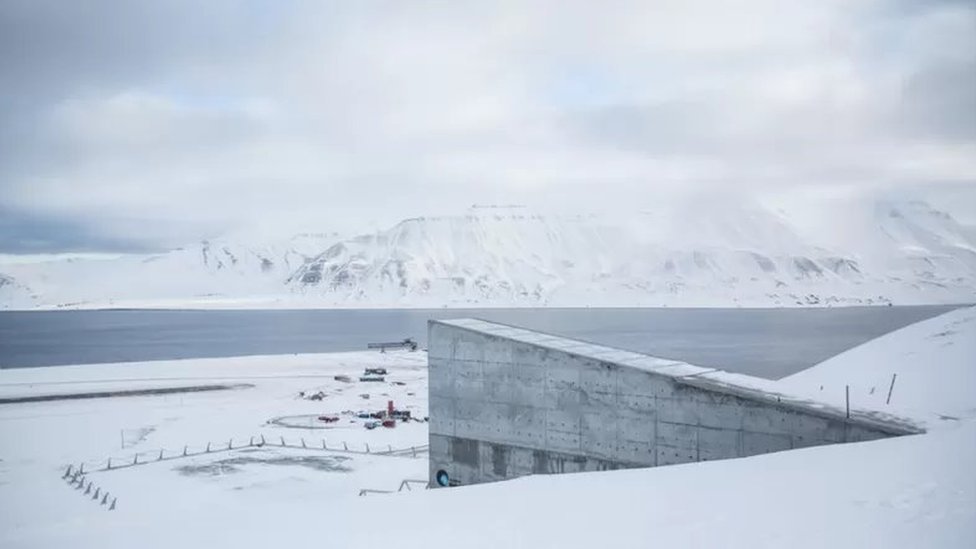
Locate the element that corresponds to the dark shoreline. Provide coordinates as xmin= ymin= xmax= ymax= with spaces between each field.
xmin=0 ymin=383 xmax=253 ymax=404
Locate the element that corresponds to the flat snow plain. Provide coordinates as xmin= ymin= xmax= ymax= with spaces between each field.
xmin=1 ymin=307 xmax=974 ymax=548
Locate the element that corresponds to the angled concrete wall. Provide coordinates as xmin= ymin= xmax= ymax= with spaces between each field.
xmin=428 ymin=318 xmax=921 ymax=487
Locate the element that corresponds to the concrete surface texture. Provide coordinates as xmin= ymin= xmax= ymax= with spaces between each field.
xmin=428 ymin=319 xmax=922 ymax=487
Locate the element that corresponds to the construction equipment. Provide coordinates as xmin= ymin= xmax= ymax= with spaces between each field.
xmin=366 ymin=338 xmax=418 ymax=352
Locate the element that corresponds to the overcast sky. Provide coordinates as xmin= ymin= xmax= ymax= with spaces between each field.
xmin=1 ymin=0 xmax=974 ymax=253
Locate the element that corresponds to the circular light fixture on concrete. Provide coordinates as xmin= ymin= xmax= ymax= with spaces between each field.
xmin=435 ymin=469 xmax=450 ymax=487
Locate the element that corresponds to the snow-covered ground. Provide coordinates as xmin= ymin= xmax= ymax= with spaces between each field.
xmin=780 ymin=305 xmax=976 ymax=425
xmin=0 ymin=351 xmax=432 ymax=548
xmin=2 ymin=199 xmax=974 ymax=310
xmin=0 ymin=308 xmax=974 ymax=548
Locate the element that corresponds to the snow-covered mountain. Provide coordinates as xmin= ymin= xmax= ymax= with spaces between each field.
xmin=285 ymin=200 xmax=975 ymax=307
xmin=2 ymin=200 xmax=974 ymax=309
xmin=0 ymin=233 xmax=341 ymax=309
xmin=0 ymin=273 xmax=31 ymax=307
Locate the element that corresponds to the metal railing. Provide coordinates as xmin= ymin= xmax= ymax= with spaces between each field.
xmin=359 ymin=478 xmax=430 ymax=496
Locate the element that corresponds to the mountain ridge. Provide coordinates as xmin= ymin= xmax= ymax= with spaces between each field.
xmin=2 ymin=200 xmax=974 ymax=310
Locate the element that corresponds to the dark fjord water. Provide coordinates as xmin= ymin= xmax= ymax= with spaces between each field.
xmin=0 ymin=306 xmax=960 ymax=378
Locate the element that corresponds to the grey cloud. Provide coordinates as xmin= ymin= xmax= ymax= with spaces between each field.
xmin=0 ymin=1 xmax=284 ymax=99
xmin=561 ymin=101 xmax=724 ymax=155
xmin=899 ymin=57 xmax=976 ymax=141
xmin=0 ymin=0 xmax=974 ymax=254
xmin=0 ymin=206 xmax=166 ymax=254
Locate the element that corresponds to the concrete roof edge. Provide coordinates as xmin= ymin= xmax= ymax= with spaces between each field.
xmin=676 ymin=374 xmax=924 ymax=435
xmin=429 ymin=318 xmax=700 ymax=373
xmin=429 ymin=318 xmax=924 ymax=436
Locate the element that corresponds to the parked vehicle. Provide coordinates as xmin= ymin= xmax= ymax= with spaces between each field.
xmin=359 ymin=375 xmax=385 ymax=382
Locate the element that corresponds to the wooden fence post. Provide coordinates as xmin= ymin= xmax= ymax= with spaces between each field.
xmin=886 ymin=374 xmax=897 ymax=405
xmin=845 ymin=385 xmax=850 ymax=418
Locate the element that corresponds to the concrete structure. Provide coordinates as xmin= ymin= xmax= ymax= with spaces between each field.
xmin=428 ymin=319 xmax=922 ymax=488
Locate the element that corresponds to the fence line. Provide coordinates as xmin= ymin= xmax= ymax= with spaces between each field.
xmin=70 ymin=435 xmax=430 ymax=474
xmin=59 ymin=438 xmax=431 ymax=512
xmin=61 ymin=465 xmax=116 ymax=511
